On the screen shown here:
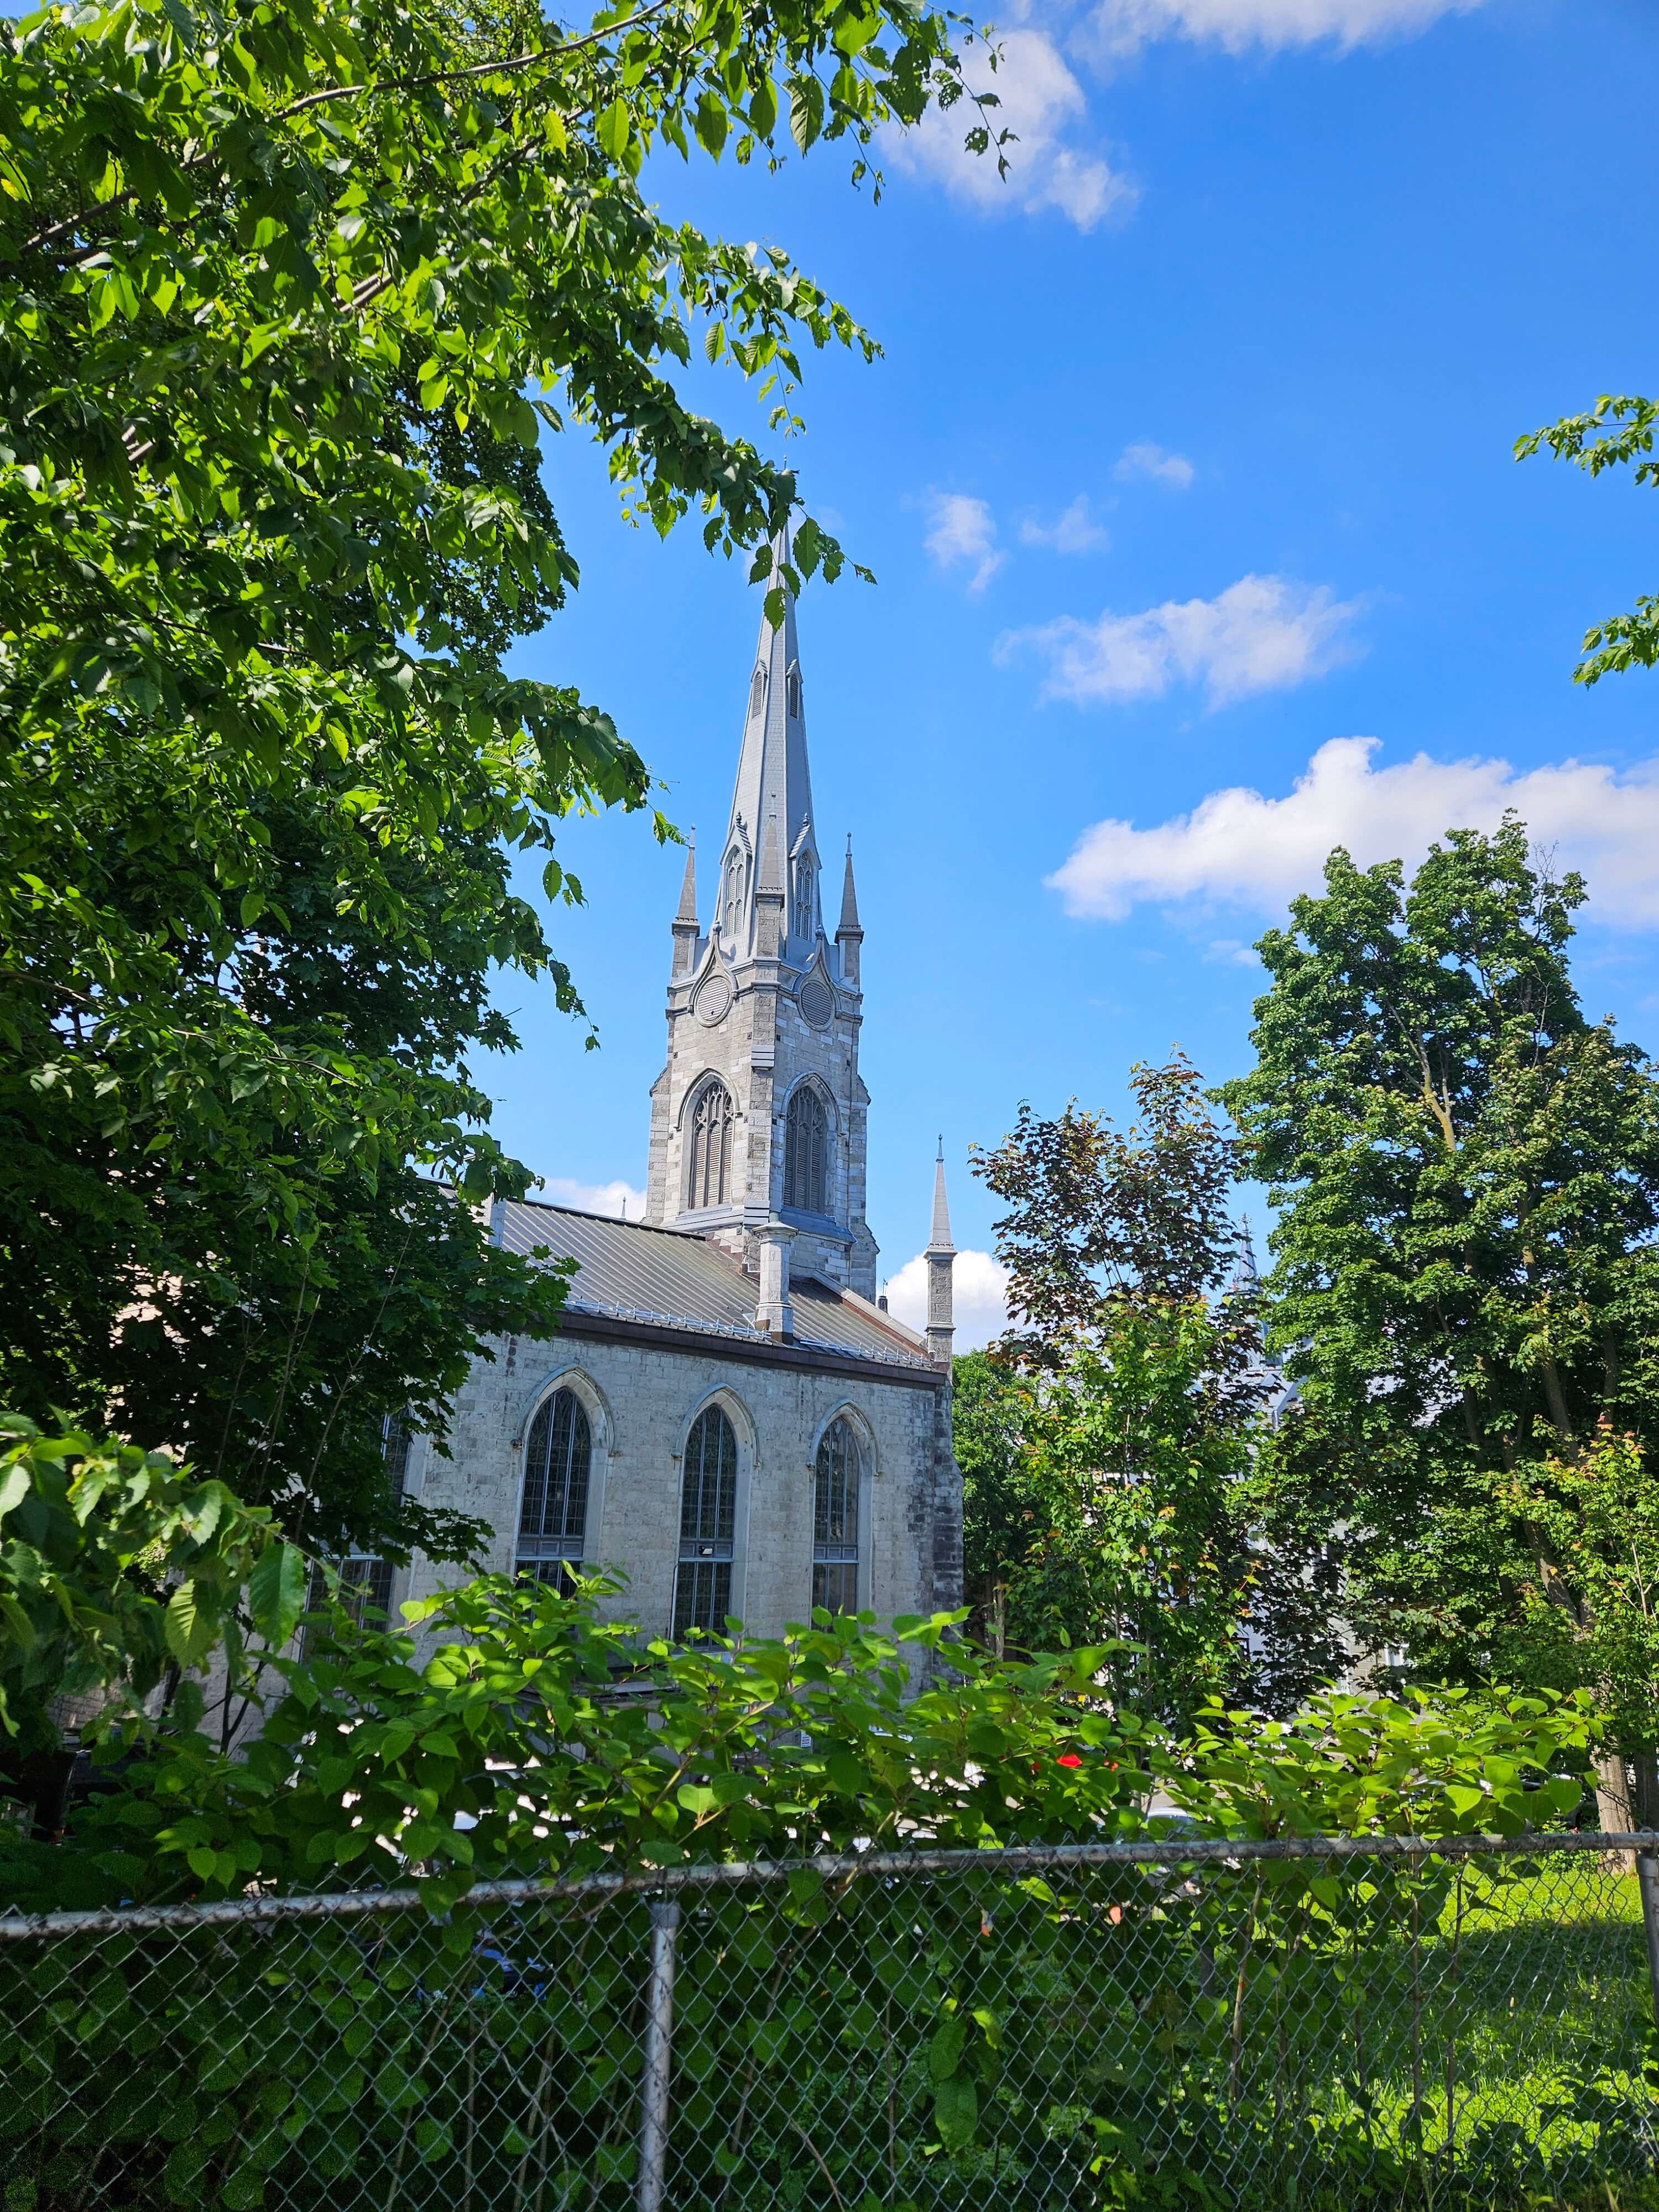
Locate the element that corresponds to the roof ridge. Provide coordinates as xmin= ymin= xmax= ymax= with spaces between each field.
xmin=510 ymin=1197 xmax=704 ymax=1239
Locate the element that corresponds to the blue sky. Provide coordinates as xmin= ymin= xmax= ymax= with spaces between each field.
xmin=493 ymin=0 xmax=1659 ymax=1344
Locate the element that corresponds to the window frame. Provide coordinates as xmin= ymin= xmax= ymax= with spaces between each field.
xmin=517 ymin=1385 xmax=593 ymax=1593
xmin=812 ymin=1415 xmax=865 ymax=1618
xmin=674 ymin=1403 xmax=740 ymax=1639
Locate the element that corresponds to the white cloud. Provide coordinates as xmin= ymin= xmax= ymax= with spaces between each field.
xmin=925 ymin=491 xmax=1004 ymax=592
xmin=541 ymin=1176 xmax=648 ymax=1221
xmin=1114 ymin=441 xmax=1194 ymax=491
xmin=1047 ymin=735 xmax=1659 ymax=928
xmin=1020 ymin=494 xmax=1111 ymax=554
xmin=999 ymin=573 xmax=1365 ymax=708
xmin=1093 ymin=0 xmax=1486 ymax=55
xmin=884 ymin=1249 xmax=1011 ymax=1354
xmin=889 ymin=28 xmax=1138 ymax=232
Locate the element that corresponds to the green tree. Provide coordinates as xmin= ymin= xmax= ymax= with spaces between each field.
xmin=970 ymin=1055 xmax=1265 ymax=1725
xmin=1517 ymin=394 xmax=1659 ymax=682
xmin=1222 ymin=820 xmax=1659 ymax=1817
xmin=951 ymin=1349 xmax=1035 ymax=1655
xmin=0 ymin=0 xmax=978 ymax=1555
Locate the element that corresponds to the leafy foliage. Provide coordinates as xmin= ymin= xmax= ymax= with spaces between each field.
xmin=0 ymin=0 xmax=979 ymax=1552
xmin=967 ymin=1056 xmax=1266 ymax=1723
xmin=1221 ymin=821 xmax=1659 ymax=1747
xmin=1517 ymin=394 xmax=1659 ymax=683
xmin=0 ymin=1413 xmax=303 ymax=1763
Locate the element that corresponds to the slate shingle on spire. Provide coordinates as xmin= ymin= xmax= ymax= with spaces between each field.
xmin=719 ymin=526 xmax=819 ymax=963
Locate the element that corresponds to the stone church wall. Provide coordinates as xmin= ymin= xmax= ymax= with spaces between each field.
xmin=400 ymin=1327 xmax=956 ymax=1642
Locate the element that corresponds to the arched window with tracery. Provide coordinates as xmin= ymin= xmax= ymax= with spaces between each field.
xmin=686 ymin=1080 xmax=733 ymax=1211
xmin=517 ymin=1386 xmax=592 ymax=1592
xmin=675 ymin=1404 xmax=738 ymax=1636
xmin=784 ymin=1085 xmax=828 ymax=1215
xmin=813 ymin=1417 xmax=862 ymax=1616
xmin=749 ymin=665 xmax=766 ymax=721
xmin=792 ymin=856 xmax=815 ymax=942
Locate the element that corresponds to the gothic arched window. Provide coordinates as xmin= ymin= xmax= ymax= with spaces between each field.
xmin=687 ymin=1080 xmax=734 ymax=1211
xmin=813 ymin=1417 xmax=862 ymax=1616
xmin=675 ymin=1405 xmax=738 ymax=1636
xmin=518 ymin=1386 xmax=592 ymax=1590
xmin=749 ymin=665 xmax=766 ymax=721
xmin=792 ymin=856 xmax=815 ymax=942
xmin=786 ymin=666 xmax=801 ymax=719
xmin=784 ymin=1085 xmax=828 ymax=1215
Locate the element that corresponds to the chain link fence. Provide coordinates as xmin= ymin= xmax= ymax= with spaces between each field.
xmin=5 ymin=1831 xmax=1659 ymax=2212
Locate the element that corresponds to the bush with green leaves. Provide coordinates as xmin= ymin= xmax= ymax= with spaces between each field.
xmin=0 ymin=1587 xmax=1631 ymax=2212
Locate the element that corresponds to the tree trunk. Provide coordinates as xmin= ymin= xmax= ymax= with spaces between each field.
xmin=1595 ymin=1751 xmax=1636 ymax=1871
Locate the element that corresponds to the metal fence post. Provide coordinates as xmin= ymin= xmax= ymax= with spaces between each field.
xmin=637 ymin=1898 xmax=681 ymax=2212
xmin=1636 ymin=1848 xmax=1659 ymax=2027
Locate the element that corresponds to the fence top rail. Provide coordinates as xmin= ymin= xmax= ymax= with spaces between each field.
xmin=3 ymin=1827 xmax=1654 ymax=1945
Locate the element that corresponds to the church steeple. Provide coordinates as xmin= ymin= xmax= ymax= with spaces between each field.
xmin=644 ymin=524 xmax=878 ymax=1300
xmin=717 ymin=530 xmax=820 ymax=961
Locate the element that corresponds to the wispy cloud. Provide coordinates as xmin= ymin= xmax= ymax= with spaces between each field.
xmin=884 ymin=1249 xmax=1010 ymax=1353
xmin=999 ymin=573 xmax=1366 ymax=708
xmin=1091 ymin=0 xmax=1489 ymax=56
xmin=1114 ymin=441 xmax=1194 ymax=491
xmin=542 ymin=1176 xmax=648 ymax=1221
xmin=889 ymin=28 xmax=1138 ymax=233
xmin=925 ymin=492 xmax=1005 ymax=592
xmin=1020 ymin=494 xmax=1112 ymax=554
xmin=1047 ymin=737 xmax=1659 ymax=928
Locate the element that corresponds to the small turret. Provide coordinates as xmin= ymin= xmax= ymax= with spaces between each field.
xmin=671 ymin=832 xmax=699 ymax=977
xmin=836 ymin=836 xmax=863 ymax=988
xmin=925 ymin=1139 xmax=955 ymax=1366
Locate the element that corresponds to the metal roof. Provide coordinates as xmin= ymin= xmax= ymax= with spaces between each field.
xmin=496 ymin=1200 xmax=934 ymax=1373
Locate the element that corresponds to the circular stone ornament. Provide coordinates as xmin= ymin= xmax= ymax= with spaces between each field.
xmin=694 ymin=973 xmax=733 ymax=1025
xmin=798 ymin=975 xmax=834 ymax=1029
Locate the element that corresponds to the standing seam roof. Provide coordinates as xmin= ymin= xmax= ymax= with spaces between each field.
xmin=497 ymin=1200 xmax=932 ymax=1371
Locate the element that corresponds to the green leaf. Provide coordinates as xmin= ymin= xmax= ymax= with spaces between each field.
xmin=933 ymin=2072 xmax=978 ymax=2150
xmin=597 ymin=98 xmax=631 ymax=160
xmin=164 ymin=1580 xmax=215 ymax=1665
xmin=695 ymin=91 xmax=729 ymax=158
xmin=249 ymin=1541 xmax=307 ymax=1647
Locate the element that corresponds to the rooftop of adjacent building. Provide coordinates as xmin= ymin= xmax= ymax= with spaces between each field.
xmin=495 ymin=1197 xmax=935 ymax=1373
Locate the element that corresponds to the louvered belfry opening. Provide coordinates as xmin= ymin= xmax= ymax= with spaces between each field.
xmin=675 ymin=1404 xmax=738 ymax=1637
xmin=517 ymin=1386 xmax=592 ymax=1594
xmin=784 ymin=1084 xmax=827 ymax=1214
xmin=687 ymin=1079 xmax=734 ymax=1210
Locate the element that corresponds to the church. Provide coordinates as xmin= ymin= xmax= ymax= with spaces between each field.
xmin=389 ymin=546 xmax=965 ymax=1641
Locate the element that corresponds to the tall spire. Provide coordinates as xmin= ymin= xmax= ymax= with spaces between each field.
xmin=925 ymin=1140 xmax=956 ymax=1365
xmin=718 ymin=526 xmax=818 ymax=959
xmin=674 ymin=831 xmax=697 ymax=925
xmin=928 ymin=1136 xmax=954 ymax=1254
xmin=838 ymin=836 xmax=861 ymax=934
xmin=836 ymin=833 xmax=862 ymax=987
xmin=670 ymin=828 xmax=699 ymax=977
